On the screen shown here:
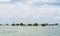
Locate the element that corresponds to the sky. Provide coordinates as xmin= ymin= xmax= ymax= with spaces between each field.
xmin=0 ymin=0 xmax=60 ymax=24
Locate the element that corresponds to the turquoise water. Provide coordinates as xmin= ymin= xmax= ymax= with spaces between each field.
xmin=0 ymin=26 xmax=60 ymax=36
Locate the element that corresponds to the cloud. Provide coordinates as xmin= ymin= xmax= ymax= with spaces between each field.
xmin=31 ymin=1 xmax=60 ymax=7
xmin=55 ymin=16 xmax=60 ymax=19
xmin=55 ymin=0 xmax=60 ymax=1
xmin=0 ymin=0 xmax=60 ymax=24
xmin=0 ymin=4 xmax=60 ymax=24
xmin=0 ymin=0 xmax=10 ymax=2
xmin=47 ymin=2 xmax=60 ymax=6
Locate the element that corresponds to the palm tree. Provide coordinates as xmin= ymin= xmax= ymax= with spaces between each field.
xmin=16 ymin=24 xmax=19 ymax=26
xmin=33 ymin=23 xmax=38 ymax=26
xmin=41 ymin=23 xmax=48 ymax=27
xmin=6 ymin=24 xmax=9 ymax=26
xmin=20 ymin=23 xmax=25 ymax=26
xmin=0 ymin=24 xmax=2 ymax=26
xmin=27 ymin=24 xmax=32 ymax=26
xmin=55 ymin=23 xmax=58 ymax=25
xmin=49 ymin=24 xmax=54 ymax=26
xmin=12 ymin=23 xmax=15 ymax=26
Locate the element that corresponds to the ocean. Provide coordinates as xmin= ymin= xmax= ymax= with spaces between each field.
xmin=0 ymin=25 xmax=60 ymax=36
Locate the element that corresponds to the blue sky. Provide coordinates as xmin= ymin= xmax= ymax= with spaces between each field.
xmin=0 ymin=0 xmax=60 ymax=24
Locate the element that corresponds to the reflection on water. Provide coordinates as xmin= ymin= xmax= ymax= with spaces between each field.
xmin=0 ymin=26 xmax=60 ymax=36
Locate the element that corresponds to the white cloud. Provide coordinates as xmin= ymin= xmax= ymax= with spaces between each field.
xmin=23 ymin=0 xmax=56 ymax=5
xmin=0 ymin=4 xmax=59 ymax=19
xmin=0 ymin=0 xmax=60 ymax=23
xmin=0 ymin=0 xmax=10 ymax=2
xmin=0 ymin=0 xmax=57 ymax=3
xmin=54 ymin=16 xmax=60 ymax=20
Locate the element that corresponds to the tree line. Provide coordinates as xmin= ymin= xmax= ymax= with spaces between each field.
xmin=0 ymin=23 xmax=59 ymax=27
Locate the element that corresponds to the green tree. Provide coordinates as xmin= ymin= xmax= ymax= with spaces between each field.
xmin=6 ymin=24 xmax=9 ymax=25
xmin=20 ymin=23 xmax=25 ymax=26
xmin=27 ymin=24 xmax=32 ymax=26
xmin=12 ymin=23 xmax=15 ymax=26
xmin=49 ymin=24 xmax=54 ymax=26
xmin=0 ymin=24 xmax=2 ymax=26
xmin=33 ymin=23 xmax=38 ymax=26
xmin=41 ymin=23 xmax=48 ymax=27
xmin=55 ymin=23 xmax=58 ymax=25
xmin=16 ymin=24 xmax=19 ymax=26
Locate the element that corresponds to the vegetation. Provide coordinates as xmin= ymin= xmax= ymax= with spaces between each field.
xmin=6 ymin=24 xmax=9 ymax=25
xmin=16 ymin=24 xmax=19 ymax=26
xmin=48 ymin=24 xmax=54 ymax=26
xmin=12 ymin=23 xmax=15 ymax=26
xmin=33 ymin=23 xmax=38 ymax=26
xmin=41 ymin=23 xmax=48 ymax=27
xmin=20 ymin=23 xmax=25 ymax=26
xmin=0 ymin=24 xmax=2 ymax=26
xmin=0 ymin=23 xmax=59 ymax=26
xmin=27 ymin=24 xmax=32 ymax=26
xmin=22 ymin=24 xmax=25 ymax=26
xmin=55 ymin=23 xmax=58 ymax=25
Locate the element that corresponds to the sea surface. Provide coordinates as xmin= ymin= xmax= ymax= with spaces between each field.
xmin=0 ymin=25 xmax=60 ymax=36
